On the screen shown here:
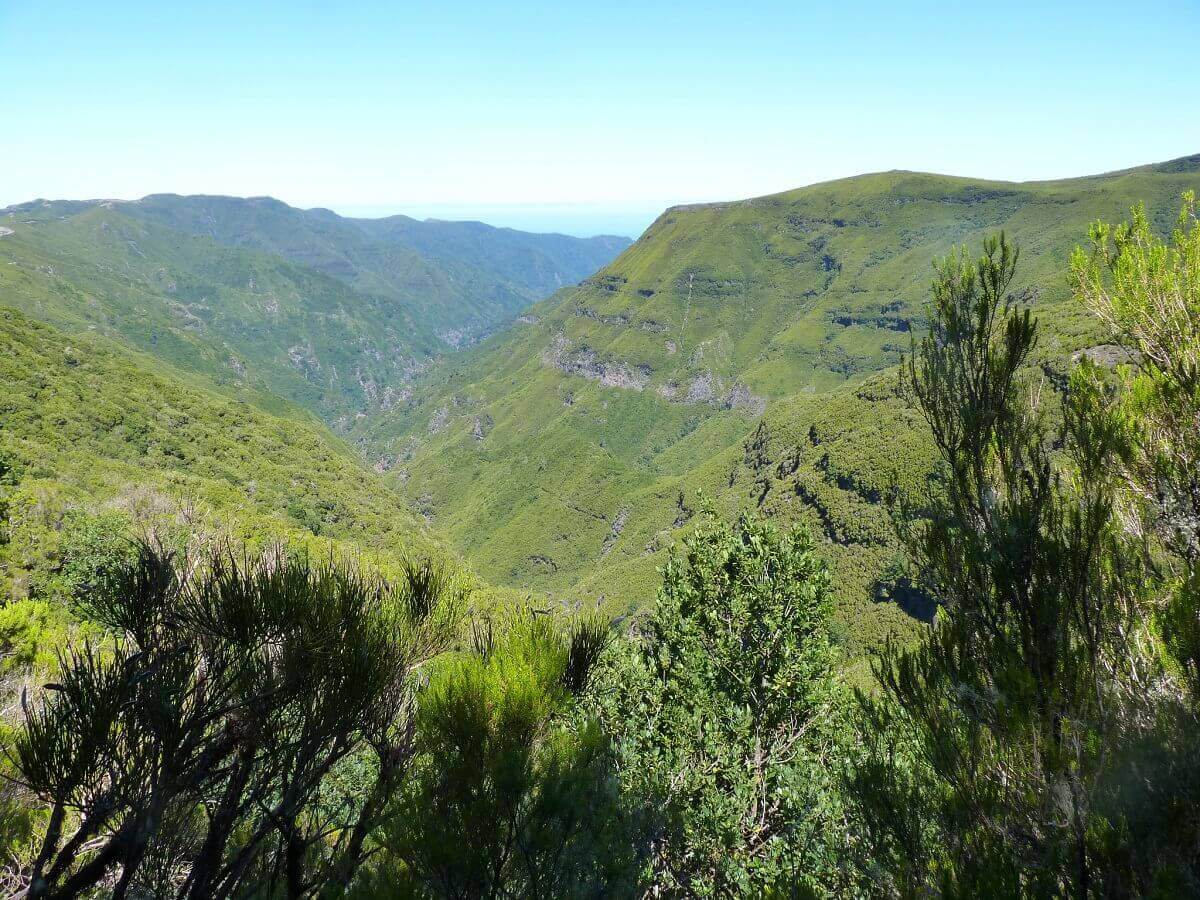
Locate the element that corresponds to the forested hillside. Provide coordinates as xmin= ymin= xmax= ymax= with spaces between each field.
xmin=0 ymin=307 xmax=454 ymax=672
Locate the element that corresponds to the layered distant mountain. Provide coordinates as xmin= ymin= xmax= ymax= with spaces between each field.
xmin=109 ymin=194 xmax=630 ymax=343
xmin=0 ymin=195 xmax=630 ymax=425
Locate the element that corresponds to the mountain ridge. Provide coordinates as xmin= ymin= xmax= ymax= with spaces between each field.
xmin=2 ymin=194 xmax=632 ymax=242
xmin=3 ymin=193 xmax=631 ymax=348
xmin=661 ymin=152 xmax=1200 ymax=214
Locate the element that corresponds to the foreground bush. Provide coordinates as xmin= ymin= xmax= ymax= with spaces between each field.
xmin=849 ymin=208 xmax=1200 ymax=896
xmin=594 ymin=511 xmax=844 ymax=897
xmin=357 ymin=615 xmax=638 ymax=899
xmin=1072 ymin=194 xmax=1200 ymax=893
xmin=8 ymin=544 xmax=462 ymax=899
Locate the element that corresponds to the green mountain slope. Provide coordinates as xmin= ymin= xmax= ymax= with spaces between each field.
xmin=0 ymin=305 xmax=444 ymax=608
xmin=0 ymin=203 xmax=439 ymax=425
xmin=356 ymin=155 xmax=1200 ymax=648
xmin=0 ymin=196 xmax=630 ymax=426
xmin=119 ymin=194 xmax=631 ymax=343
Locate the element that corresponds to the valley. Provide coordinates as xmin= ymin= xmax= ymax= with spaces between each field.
xmin=0 ymin=196 xmax=627 ymax=648
xmin=8 ymin=0 xmax=1200 ymax=890
xmin=4 ymin=159 xmax=1199 ymax=656
xmin=3 ymin=156 xmax=1199 ymax=896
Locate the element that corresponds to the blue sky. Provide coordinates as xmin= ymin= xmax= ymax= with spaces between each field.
xmin=2 ymin=0 xmax=1197 ymax=236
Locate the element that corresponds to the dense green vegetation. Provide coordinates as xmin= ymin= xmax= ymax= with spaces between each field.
xmin=844 ymin=199 xmax=1200 ymax=895
xmin=3 ymin=164 xmax=1200 ymax=896
xmin=362 ymin=616 xmax=632 ymax=898
xmin=593 ymin=512 xmax=846 ymax=895
xmin=7 ymin=544 xmax=464 ymax=898
xmin=358 ymin=156 xmax=1200 ymax=652
xmin=0 ymin=305 xmax=467 ymax=674
xmin=5 ymin=162 xmax=1197 ymax=655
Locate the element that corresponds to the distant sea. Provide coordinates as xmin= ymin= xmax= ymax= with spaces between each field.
xmin=330 ymin=203 xmax=660 ymax=240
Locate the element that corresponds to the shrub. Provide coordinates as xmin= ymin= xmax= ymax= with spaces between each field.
xmin=8 ymin=544 xmax=462 ymax=898
xmin=595 ymin=510 xmax=842 ymax=897
xmin=362 ymin=614 xmax=635 ymax=899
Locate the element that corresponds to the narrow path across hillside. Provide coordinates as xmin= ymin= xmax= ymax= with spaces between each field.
xmin=679 ymin=272 xmax=694 ymax=351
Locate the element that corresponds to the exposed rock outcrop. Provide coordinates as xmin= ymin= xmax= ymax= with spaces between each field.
xmin=543 ymin=333 xmax=652 ymax=390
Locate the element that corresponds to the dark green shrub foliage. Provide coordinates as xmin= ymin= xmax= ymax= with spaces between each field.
xmin=361 ymin=615 xmax=637 ymax=899
xmin=1071 ymin=195 xmax=1200 ymax=893
xmin=848 ymin=222 xmax=1200 ymax=895
xmin=595 ymin=511 xmax=842 ymax=897
xmin=9 ymin=544 xmax=461 ymax=899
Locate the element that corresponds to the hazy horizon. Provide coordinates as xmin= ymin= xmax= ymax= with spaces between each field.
xmin=8 ymin=143 xmax=1199 ymax=242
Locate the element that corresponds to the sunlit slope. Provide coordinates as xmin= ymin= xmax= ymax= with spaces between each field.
xmin=566 ymin=372 xmax=942 ymax=655
xmin=0 ymin=306 xmax=440 ymax=573
xmin=358 ymin=156 xmax=1200 ymax=640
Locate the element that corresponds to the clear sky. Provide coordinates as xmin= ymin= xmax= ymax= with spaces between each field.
xmin=2 ymin=0 xmax=1198 ymax=236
